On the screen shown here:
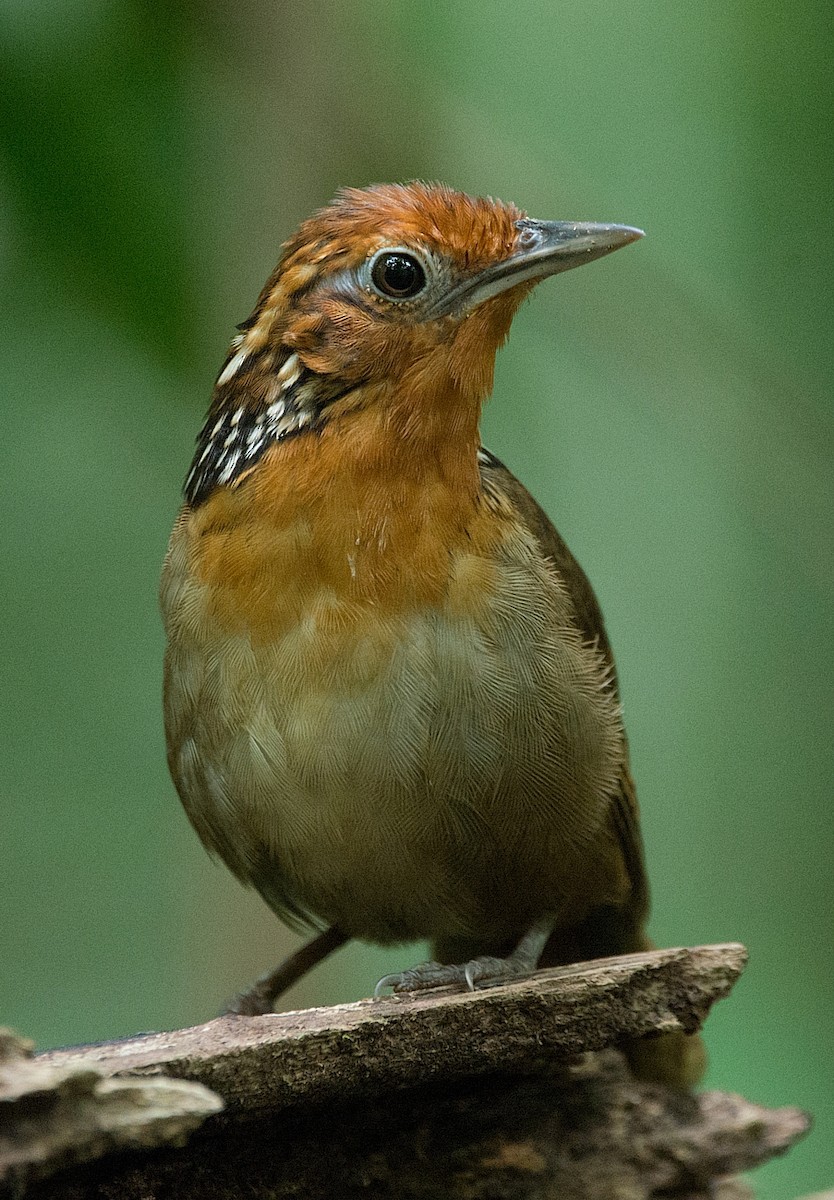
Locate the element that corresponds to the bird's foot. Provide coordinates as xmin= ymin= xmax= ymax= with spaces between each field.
xmin=375 ymin=954 xmax=529 ymax=996
xmin=223 ymin=983 xmax=275 ymax=1016
xmin=374 ymin=918 xmax=554 ymax=997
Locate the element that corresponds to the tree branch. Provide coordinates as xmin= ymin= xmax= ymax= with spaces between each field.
xmin=1 ymin=944 xmax=813 ymax=1198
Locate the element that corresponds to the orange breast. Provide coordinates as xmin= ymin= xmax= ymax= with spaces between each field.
xmin=187 ymin=406 xmax=502 ymax=643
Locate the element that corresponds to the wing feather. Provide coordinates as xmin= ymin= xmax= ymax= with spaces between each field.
xmin=478 ymin=448 xmax=648 ymax=923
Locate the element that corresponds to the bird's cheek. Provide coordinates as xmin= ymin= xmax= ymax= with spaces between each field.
xmin=285 ymin=300 xmax=380 ymax=380
xmin=287 ymin=328 xmax=367 ymax=380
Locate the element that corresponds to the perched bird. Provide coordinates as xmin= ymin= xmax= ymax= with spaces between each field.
xmin=161 ymin=182 xmax=703 ymax=1087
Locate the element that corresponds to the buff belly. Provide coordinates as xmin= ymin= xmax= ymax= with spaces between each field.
xmin=161 ymin=521 xmax=624 ymax=945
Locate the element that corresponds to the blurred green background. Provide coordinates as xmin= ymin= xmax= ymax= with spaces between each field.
xmin=1 ymin=2 xmax=831 ymax=1195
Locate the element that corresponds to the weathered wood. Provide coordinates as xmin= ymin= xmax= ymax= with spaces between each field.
xmin=25 ymin=1050 xmax=809 ymax=1200
xmin=0 ymin=1030 xmax=221 ymax=1195
xmin=39 ymin=943 xmax=746 ymax=1114
xmin=1 ymin=944 xmax=814 ymax=1198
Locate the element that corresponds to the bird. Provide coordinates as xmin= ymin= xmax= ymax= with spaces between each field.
xmin=160 ymin=181 xmax=704 ymax=1088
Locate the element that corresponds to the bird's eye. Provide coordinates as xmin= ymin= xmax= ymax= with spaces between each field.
xmin=370 ymin=251 xmax=427 ymax=300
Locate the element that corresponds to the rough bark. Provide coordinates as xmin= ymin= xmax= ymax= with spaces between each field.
xmin=0 ymin=1029 xmax=221 ymax=1195
xmin=1 ymin=944 xmax=813 ymax=1198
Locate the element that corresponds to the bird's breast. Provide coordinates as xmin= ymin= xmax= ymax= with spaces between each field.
xmin=161 ymin=451 xmax=624 ymax=942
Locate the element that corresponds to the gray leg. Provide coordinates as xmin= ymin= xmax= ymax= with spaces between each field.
xmin=374 ymin=918 xmax=554 ymax=997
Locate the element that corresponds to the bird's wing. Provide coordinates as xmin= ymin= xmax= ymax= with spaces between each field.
xmin=477 ymin=447 xmax=649 ymax=921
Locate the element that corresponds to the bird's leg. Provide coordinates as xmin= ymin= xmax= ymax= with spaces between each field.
xmin=374 ymin=918 xmax=554 ymax=997
xmin=224 ymin=925 xmax=349 ymax=1015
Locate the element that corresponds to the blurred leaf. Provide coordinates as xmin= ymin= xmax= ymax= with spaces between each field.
xmin=0 ymin=0 xmax=199 ymax=370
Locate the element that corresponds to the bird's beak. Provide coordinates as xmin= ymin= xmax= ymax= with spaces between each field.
xmin=430 ymin=220 xmax=644 ymax=318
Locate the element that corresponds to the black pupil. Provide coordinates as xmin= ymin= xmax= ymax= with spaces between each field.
xmin=373 ymin=253 xmax=425 ymax=298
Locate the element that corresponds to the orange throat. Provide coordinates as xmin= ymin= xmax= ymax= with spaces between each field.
xmin=187 ymin=389 xmax=500 ymax=641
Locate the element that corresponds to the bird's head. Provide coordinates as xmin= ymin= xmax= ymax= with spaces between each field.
xmin=186 ymin=183 xmax=642 ymax=506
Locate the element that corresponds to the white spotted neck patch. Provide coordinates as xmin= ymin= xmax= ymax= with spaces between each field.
xmin=184 ymin=346 xmax=350 ymax=508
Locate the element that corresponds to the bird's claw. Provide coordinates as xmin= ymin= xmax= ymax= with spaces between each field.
xmin=223 ymin=986 xmax=273 ymax=1016
xmin=374 ymin=961 xmax=445 ymax=997
xmin=374 ymin=954 xmax=528 ymax=997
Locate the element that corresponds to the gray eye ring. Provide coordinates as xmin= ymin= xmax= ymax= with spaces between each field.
xmin=367 ymin=246 xmax=429 ymax=301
